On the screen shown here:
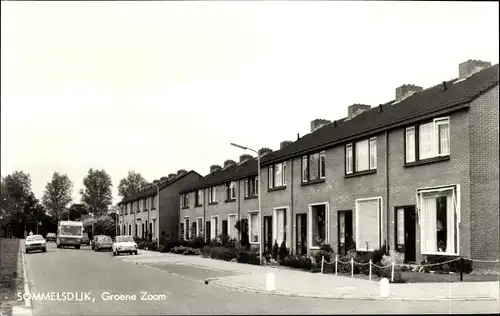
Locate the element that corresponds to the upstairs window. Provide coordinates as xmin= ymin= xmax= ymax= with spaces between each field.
xmin=195 ymin=190 xmax=203 ymax=206
xmin=208 ymin=186 xmax=217 ymax=203
xmin=346 ymin=137 xmax=377 ymax=174
xmin=151 ymin=196 xmax=156 ymax=209
xmin=405 ymin=117 xmax=450 ymax=163
xmin=226 ymin=181 xmax=236 ymax=200
xmin=245 ymin=176 xmax=258 ymax=197
xmin=181 ymin=193 xmax=189 ymax=209
xmin=302 ymin=151 xmax=326 ymax=183
xmin=143 ymin=199 xmax=147 ymax=210
xmin=268 ymin=162 xmax=287 ymax=189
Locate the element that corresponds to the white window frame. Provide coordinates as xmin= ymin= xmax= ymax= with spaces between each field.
xmin=209 ymin=186 xmax=217 ymax=203
xmin=413 ymin=117 xmax=450 ymax=162
xmin=268 ymin=162 xmax=287 ymax=188
xmin=308 ymin=202 xmax=330 ymax=250
xmin=273 ymin=206 xmax=289 ymax=247
xmin=196 ymin=190 xmax=203 ymax=206
xmin=434 ymin=118 xmax=450 ymax=156
xmin=301 ymin=151 xmax=327 ymax=182
xmin=229 ymin=181 xmax=236 ymax=200
xmin=210 ymin=215 xmax=219 ymax=240
xmin=405 ymin=127 xmax=416 ymax=163
xmin=369 ymin=137 xmax=377 ymax=170
xmin=416 ymin=184 xmax=461 ymax=256
xmin=346 ymin=144 xmax=353 ymax=174
xmin=183 ymin=217 xmax=191 ymax=241
xmin=355 ymin=197 xmax=383 ymax=252
xmin=320 ymin=151 xmax=326 ymax=179
xmin=248 ymin=210 xmax=260 ymax=245
xmin=228 ymin=213 xmax=238 ymax=239
xmin=196 ymin=217 xmax=204 ymax=238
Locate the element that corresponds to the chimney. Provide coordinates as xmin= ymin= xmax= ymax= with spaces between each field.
xmin=280 ymin=141 xmax=293 ymax=149
xmin=210 ymin=165 xmax=222 ymax=173
xmin=223 ymin=159 xmax=236 ymax=168
xmin=258 ymin=148 xmax=273 ymax=156
xmin=310 ymin=119 xmax=331 ymax=133
xmin=239 ymin=154 xmax=253 ymax=163
xmin=347 ymin=104 xmax=372 ymax=119
xmin=395 ymin=85 xmax=423 ymax=102
xmin=176 ymin=169 xmax=187 ymax=176
xmin=459 ymin=59 xmax=491 ymax=79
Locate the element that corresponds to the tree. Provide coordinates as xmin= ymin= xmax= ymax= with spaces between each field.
xmin=60 ymin=203 xmax=88 ymax=221
xmin=80 ymin=168 xmax=113 ymax=217
xmin=117 ymin=171 xmax=149 ymax=199
xmin=42 ymin=172 xmax=73 ymax=221
xmin=1 ymin=171 xmax=34 ymax=236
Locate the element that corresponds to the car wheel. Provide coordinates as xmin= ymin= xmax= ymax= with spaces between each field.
xmin=43 ymin=248 xmax=46 ymax=252
xmin=25 ymin=249 xmax=29 ymax=254
xmin=134 ymin=251 xmax=138 ymax=255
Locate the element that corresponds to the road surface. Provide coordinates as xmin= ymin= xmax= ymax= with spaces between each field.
xmin=23 ymin=243 xmax=499 ymax=315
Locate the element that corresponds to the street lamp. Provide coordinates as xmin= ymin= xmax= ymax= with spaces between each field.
xmin=152 ymin=182 xmax=159 ymax=250
xmin=230 ymin=142 xmax=263 ymax=266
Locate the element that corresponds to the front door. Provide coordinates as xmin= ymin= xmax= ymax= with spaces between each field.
xmin=338 ymin=210 xmax=353 ymax=255
xmin=263 ymin=216 xmax=273 ymax=253
xmin=205 ymin=221 xmax=211 ymax=243
xmin=295 ymin=214 xmax=307 ymax=255
xmin=395 ymin=206 xmax=416 ymax=262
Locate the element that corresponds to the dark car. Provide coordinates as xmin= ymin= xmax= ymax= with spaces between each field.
xmin=81 ymin=235 xmax=90 ymax=245
xmin=91 ymin=235 xmax=105 ymax=250
xmin=94 ymin=235 xmax=113 ymax=252
xmin=46 ymin=233 xmax=56 ymax=242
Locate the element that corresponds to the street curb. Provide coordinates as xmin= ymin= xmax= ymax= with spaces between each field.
xmin=206 ymin=280 xmax=498 ymax=302
xmin=12 ymin=240 xmax=33 ymax=316
xmin=21 ymin=242 xmax=32 ymax=308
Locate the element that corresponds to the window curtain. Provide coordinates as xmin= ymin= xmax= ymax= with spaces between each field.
xmin=277 ymin=210 xmax=285 ymax=245
xmin=406 ymin=128 xmax=416 ymax=162
xmin=357 ymin=200 xmax=379 ymax=251
xmin=274 ymin=164 xmax=283 ymax=187
xmin=438 ymin=124 xmax=450 ymax=155
xmin=419 ymin=123 xmax=434 ymax=159
xmin=356 ymin=140 xmax=369 ymax=171
xmin=423 ymin=197 xmax=437 ymax=253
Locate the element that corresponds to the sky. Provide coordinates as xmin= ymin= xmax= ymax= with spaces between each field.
xmin=1 ymin=1 xmax=499 ymax=205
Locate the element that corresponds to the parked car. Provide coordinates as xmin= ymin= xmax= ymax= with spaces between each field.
xmin=91 ymin=235 xmax=105 ymax=250
xmin=25 ymin=235 xmax=47 ymax=253
xmin=81 ymin=235 xmax=90 ymax=245
xmin=46 ymin=232 xmax=56 ymax=242
xmin=94 ymin=235 xmax=113 ymax=252
xmin=112 ymin=235 xmax=138 ymax=256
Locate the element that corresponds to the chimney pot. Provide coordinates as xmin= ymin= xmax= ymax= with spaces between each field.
xmin=258 ymin=148 xmax=273 ymax=156
xmin=459 ymin=59 xmax=491 ymax=79
xmin=176 ymin=169 xmax=187 ymax=176
xmin=239 ymin=154 xmax=253 ymax=163
xmin=280 ymin=141 xmax=293 ymax=149
xmin=210 ymin=165 xmax=222 ymax=173
xmin=168 ymin=173 xmax=177 ymax=179
xmin=347 ymin=104 xmax=372 ymax=119
xmin=310 ymin=119 xmax=332 ymax=133
xmin=223 ymin=159 xmax=236 ymax=168
xmin=395 ymin=85 xmax=423 ymax=102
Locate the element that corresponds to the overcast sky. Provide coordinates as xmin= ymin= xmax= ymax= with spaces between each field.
xmin=1 ymin=1 xmax=499 ymax=205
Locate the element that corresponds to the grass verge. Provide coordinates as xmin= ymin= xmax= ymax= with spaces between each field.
xmin=0 ymin=238 xmax=24 ymax=316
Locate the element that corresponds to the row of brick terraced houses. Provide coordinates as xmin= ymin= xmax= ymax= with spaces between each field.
xmin=118 ymin=59 xmax=499 ymax=264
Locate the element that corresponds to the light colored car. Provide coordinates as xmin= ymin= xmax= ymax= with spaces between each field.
xmin=46 ymin=233 xmax=56 ymax=242
xmin=91 ymin=235 xmax=105 ymax=250
xmin=25 ymin=235 xmax=47 ymax=253
xmin=112 ymin=235 xmax=138 ymax=256
xmin=94 ymin=235 xmax=113 ymax=252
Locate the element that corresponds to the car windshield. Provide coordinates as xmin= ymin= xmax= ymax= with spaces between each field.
xmin=99 ymin=236 xmax=112 ymax=242
xmin=27 ymin=235 xmax=44 ymax=241
xmin=60 ymin=225 xmax=82 ymax=236
xmin=115 ymin=236 xmax=134 ymax=243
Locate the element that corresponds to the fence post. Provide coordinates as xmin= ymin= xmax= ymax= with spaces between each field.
xmin=335 ymin=255 xmax=338 ymax=276
xmin=391 ymin=261 xmax=395 ymax=282
xmin=321 ymin=256 xmax=324 ymax=274
xmin=369 ymin=259 xmax=372 ymax=281
xmin=351 ymin=258 xmax=354 ymax=278
xmin=460 ymin=257 xmax=464 ymax=282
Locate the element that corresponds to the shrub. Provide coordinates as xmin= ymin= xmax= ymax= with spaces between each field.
xmin=202 ymin=246 xmax=238 ymax=261
xmin=279 ymin=240 xmax=289 ymax=261
xmin=422 ymin=255 xmax=473 ymax=274
xmin=281 ymin=255 xmax=312 ymax=271
xmin=159 ymin=240 xmax=180 ymax=253
xmin=237 ymin=250 xmax=260 ymax=265
xmin=171 ymin=246 xmax=202 ymax=256
xmin=313 ymin=243 xmax=335 ymax=265
xmin=186 ymin=237 xmax=205 ymax=249
xmin=272 ymin=241 xmax=279 ymax=260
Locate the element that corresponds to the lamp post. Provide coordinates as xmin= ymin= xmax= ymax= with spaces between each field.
xmin=152 ymin=182 xmax=159 ymax=249
xmin=230 ymin=142 xmax=263 ymax=266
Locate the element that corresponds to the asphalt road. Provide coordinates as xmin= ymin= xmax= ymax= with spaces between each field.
xmin=23 ymin=243 xmax=500 ymax=315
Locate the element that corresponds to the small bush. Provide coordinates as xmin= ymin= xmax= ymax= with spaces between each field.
xmin=171 ymin=246 xmax=202 ymax=256
xmin=279 ymin=240 xmax=289 ymax=261
xmin=186 ymin=237 xmax=205 ymax=249
xmin=423 ymin=255 xmax=473 ymax=274
xmin=202 ymin=246 xmax=238 ymax=261
xmin=313 ymin=243 xmax=335 ymax=265
xmin=237 ymin=250 xmax=260 ymax=265
xmin=281 ymin=255 xmax=312 ymax=271
xmin=272 ymin=241 xmax=279 ymax=260
xmin=159 ymin=240 xmax=180 ymax=253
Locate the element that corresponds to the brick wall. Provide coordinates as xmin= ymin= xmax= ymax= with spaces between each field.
xmin=469 ymin=85 xmax=499 ymax=264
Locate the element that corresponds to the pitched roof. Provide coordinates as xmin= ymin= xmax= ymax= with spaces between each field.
xmin=261 ymin=64 xmax=499 ymax=166
xmin=179 ymin=158 xmax=258 ymax=194
xmin=118 ymin=170 xmax=201 ymax=205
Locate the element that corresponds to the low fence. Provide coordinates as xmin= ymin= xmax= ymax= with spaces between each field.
xmin=321 ymin=255 xmax=499 ymax=282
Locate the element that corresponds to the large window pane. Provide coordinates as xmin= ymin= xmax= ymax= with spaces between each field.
xmin=419 ymin=122 xmax=434 ymax=159
xmin=250 ymin=213 xmax=260 ymax=242
xmin=406 ymin=127 xmax=416 ymax=163
xmin=309 ymin=153 xmax=320 ymax=180
xmin=355 ymin=140 xmax=369 ymax=171
xmin=320 ymin=151 xmax=326 ymax=178
xmin=437 ymin=122 xmax=450 ymax=155
xmin=346 ymin=145 xmax=353 ymax=174
xmin=302 ymin=156 xmax=308 ymax=182
xmin=311 ymin=205 xmax=326 ymax=247
xmin=274 ymin=164 xmax=283 ymax=187
xmin=356 ymin=199 xmax=380 ymax=251
xmin=369 ymin=138 xmax=377 ymax=169
xmin=268 ymin=166 xmax=274 ymax=188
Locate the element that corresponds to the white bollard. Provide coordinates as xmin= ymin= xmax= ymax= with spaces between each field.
xmin=351 ymin=258 xmax=354 ymax=278
xmin=380 ymin=278 xmax=390 ymax=298
xmin=391 ymin=261 xmax=395 ymax=282
xmin=321 ymin=256 xmax=324 ymax=274
xmin=369 ymin=259 xmax=372 ymax=281
xmin=335 ymin=255 xmax=338 ymax=276
xmin=266 ymin=272 xmax=275 ymax=291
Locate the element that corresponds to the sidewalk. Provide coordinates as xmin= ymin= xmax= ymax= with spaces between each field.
xmin=126 ymin=250 xmax=499 ymax=301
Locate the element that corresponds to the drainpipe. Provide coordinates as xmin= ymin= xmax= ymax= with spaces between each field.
xmin=385 ymin=131 xmax=390 ymax=254
xmin=237 ymin=180 xmax=241 ymax=240
xmin=290 ymin=158 xmax=294 ymax=255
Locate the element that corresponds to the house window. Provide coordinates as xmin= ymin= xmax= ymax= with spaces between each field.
xmin=345 ymin=138 xmax=377 ymax=174
xmin=309 ymin=204 xmax=328 ymax=248
xmin=184 ymin=218 xmax=191 ymax=240
xmin=228 ymin=214 xmax=237 ymax=239
xmin=249 ymin=211 xmax=260 ymax=243
xmin=268 ymin=162 xmax=287 ymax=189
xmin=222 ymin=220 xmax=228 ymax=236
xmin=180 ymin=223 xmax=184 ymax=240
xmin=245 ymin=176 xmax=258 ymax=197
xmin=196 ymin=217 xmax=204 ymax=237
xmin=151 ymin=196 xmax=156 ymax=209
xmin=273 ymin=208 xmax=287 ymax=246
xmin=210 ymin=216 xmax=219 ymax=240
xmin=406 ymin=117 xmax=450 ymax=163
xmin=301 ymin=151 xmax=326 ymax=183
xmin=181 ymin=193 xmax=189 ymax=208
xmin=417 ymin=185 xmax=459 ymax=255
xmin=143 ymin=199 xmax=147 ymax=210
xmin=195 ymin=190 xmax=203 ymax=206
xmin=135 ymin=201 xmax=139 ymax=213
xmin=209 ymin=186 xmax=217 ymax=203
xmin=226 ymin=181 xmax=236 ymax=200
xmin=355 ymin=197 xmax=382 ymax=251
xmin=191 ymin=222 xmax=197 ymax=239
